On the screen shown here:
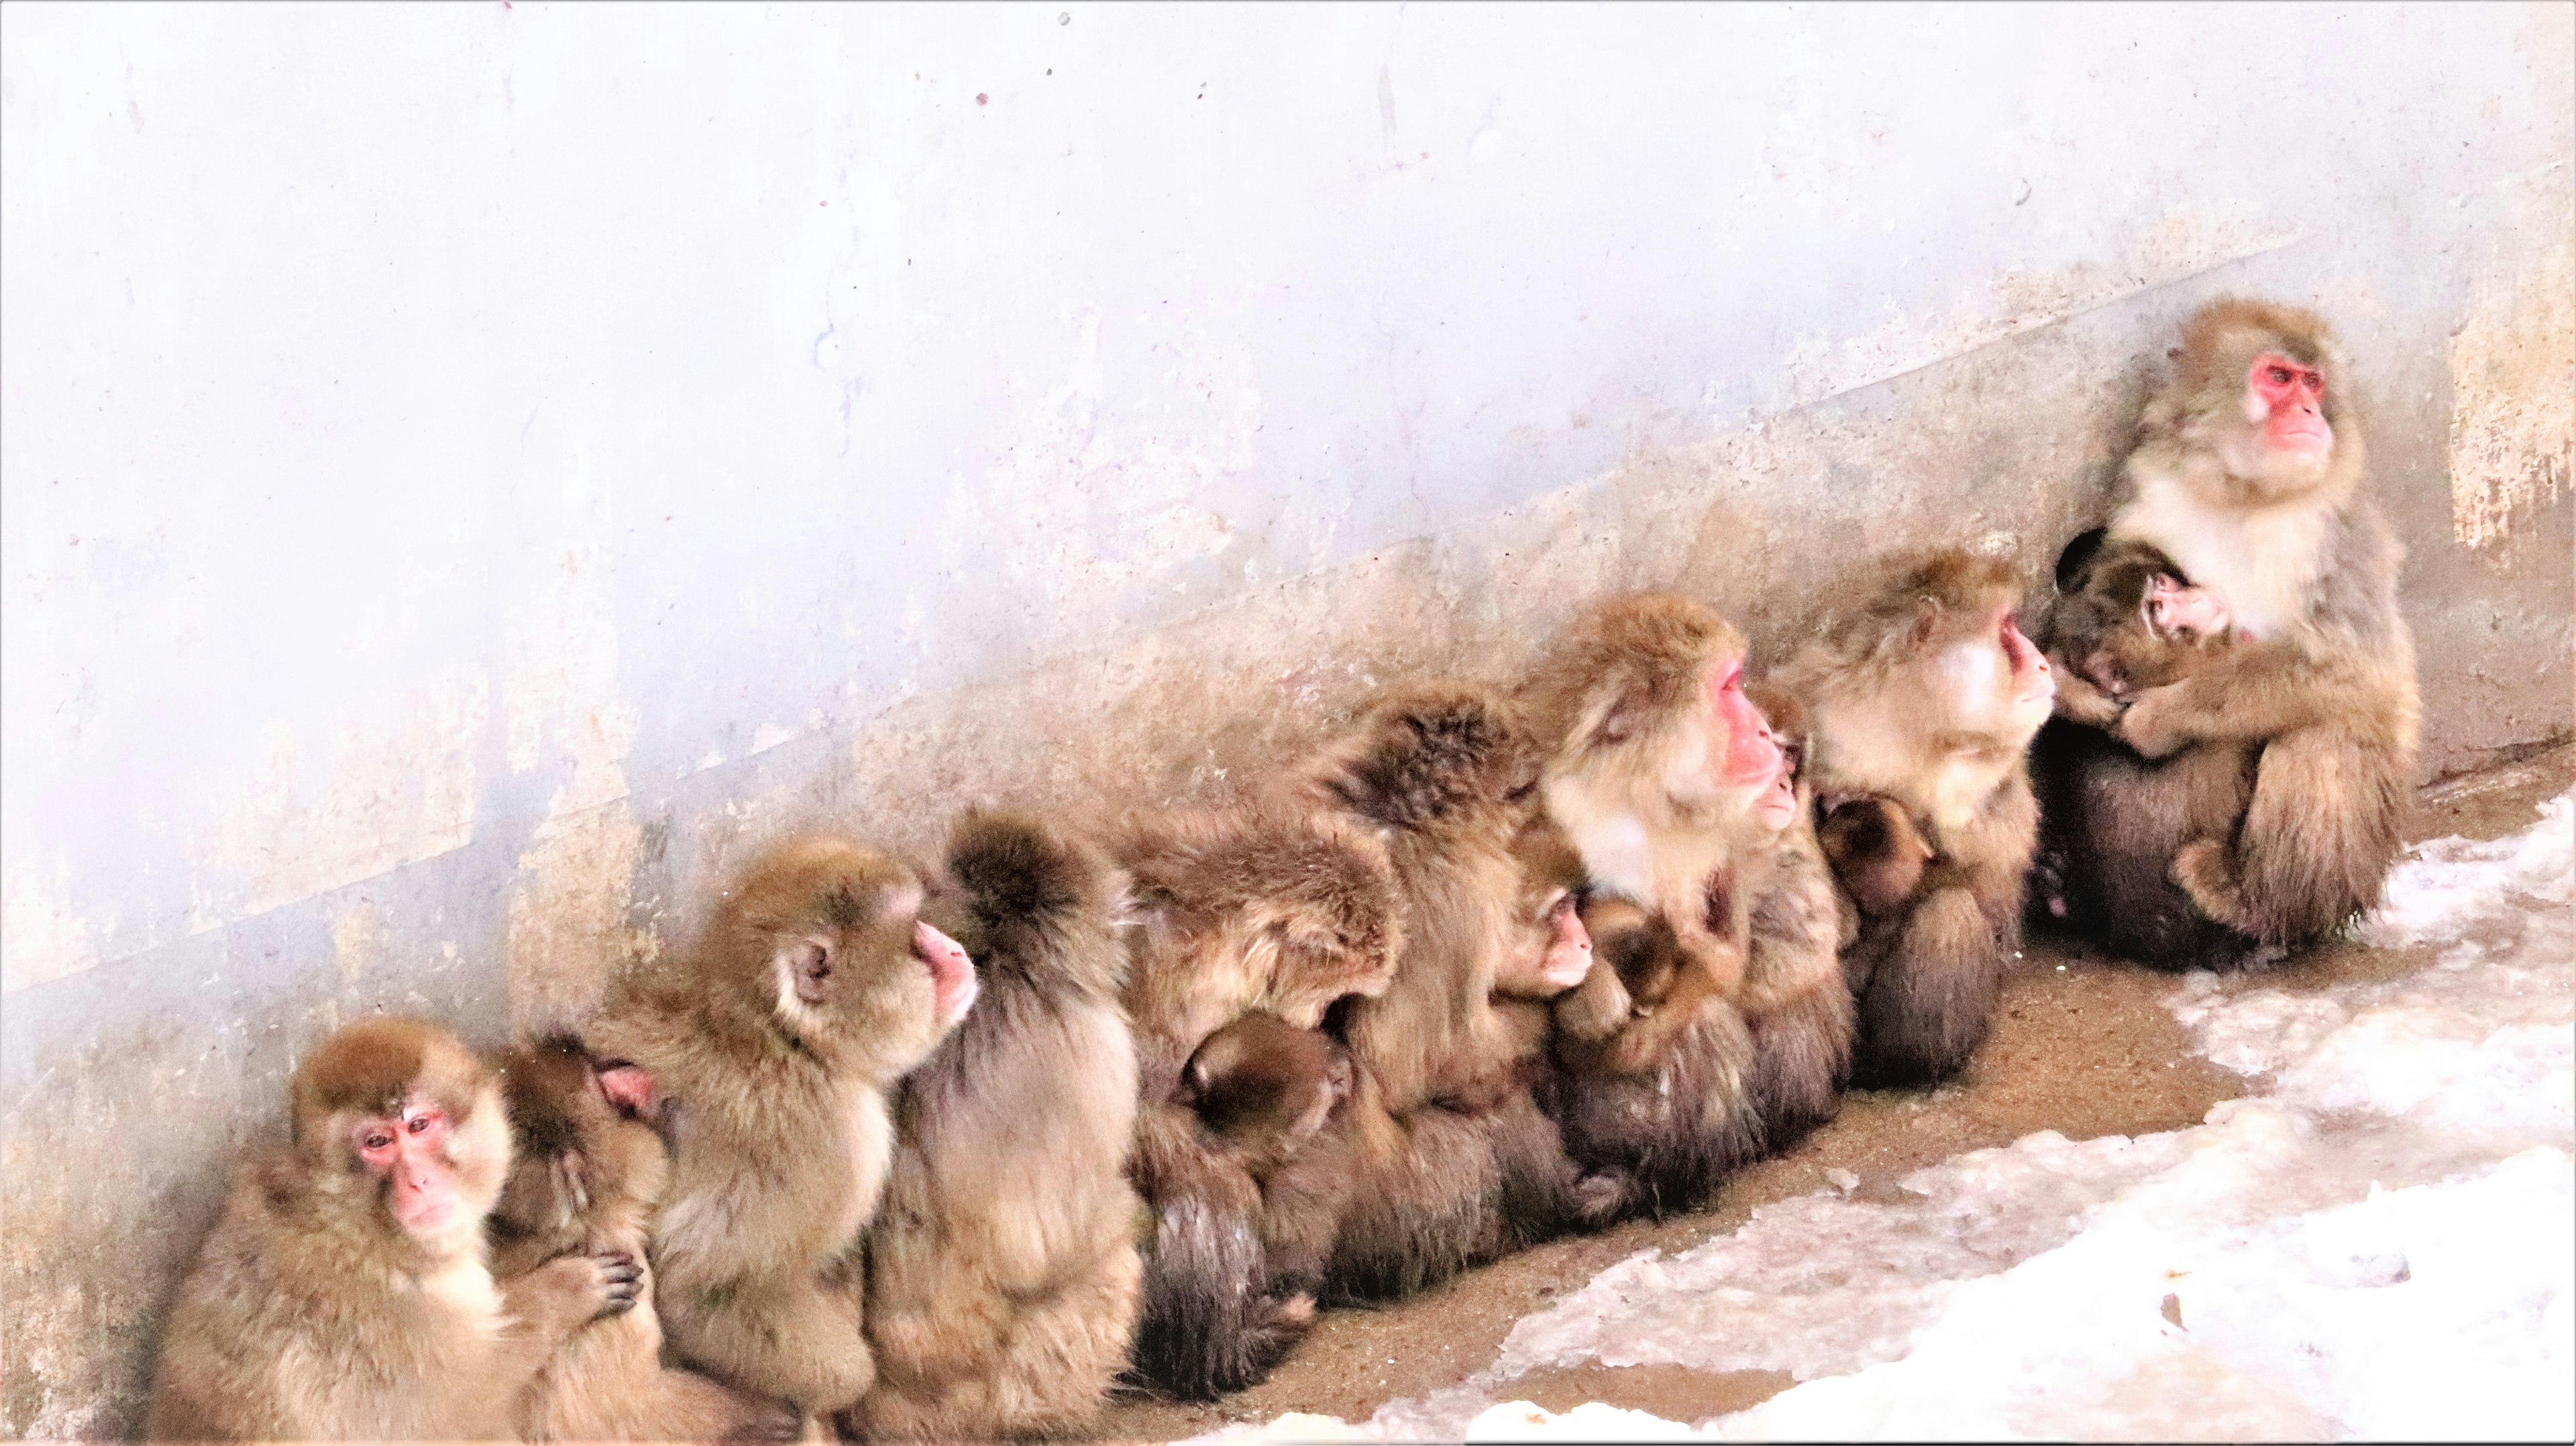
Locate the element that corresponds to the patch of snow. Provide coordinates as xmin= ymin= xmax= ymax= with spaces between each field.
xmin=1193 ymin=790 xmax=2575 ymax=1443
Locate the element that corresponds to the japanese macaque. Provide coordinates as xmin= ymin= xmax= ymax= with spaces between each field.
xmin=1774 ymin=551 xmax=2053 ymax=1086
xmin=148 ymin=1017 xmax=638 ymax=1442
xmin=1185 ymin=1011 xmax=1353 ymax=1178
xmin=584 ymin=835 xmax=979 ymax=1420
xmin=1116 ymin=801 xmax=1403 ymax=1400
xmin=2061 ymin=298 xmax=2416 ymax=958
xmin=1293 ymin=683 xmax=1616 ymax=1301
xmin=1516 ymin=596 xmax=1782 ymax=1211
xmin=488 ymin=1040 xmax=797 ymax=1443
xmin=1733 ymin=685 xmax=1856 ymax=1147
xmin=857 ymin=812 xmax=1142 ymax=1441
xmin=2031 ymin=531 xmax=2263 ymax=964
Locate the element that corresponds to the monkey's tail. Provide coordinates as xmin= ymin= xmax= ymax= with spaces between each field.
xmin=1127 ymin=1193 xmax=1309 ymax=1401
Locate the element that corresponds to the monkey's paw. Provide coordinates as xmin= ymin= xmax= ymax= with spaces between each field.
xmin=1573 ymin=1168 xmax=1640 ymax=1225
xmin=587 ymin=1249 xmax=645 ymax=1320
xmin=2116 ymin=687 xmax=2187 ymax=759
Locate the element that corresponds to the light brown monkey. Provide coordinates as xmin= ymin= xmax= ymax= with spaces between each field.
xmin=2084 ymin=298 xmax=2416 ymax=954
xmin=2030 ymin=529 xmax=2265 ymax=966
xmin=1774 ymin=551 xmax=2054 ymax=1086
xmin=857 ymin=812 xmax=1142 ymax=1441
xmin=148 ymin=1017 xmax=638 ymax=1442
xmin=1517 ymin=595 xmax=1781 ymax=1211
xmin=1291 ymin=682 xmax=1616 ymax=1300
xmin=1733 ymin=685 xmax=1854 ymax=1148
xmin=583 ymin=835 xmax=978 ymax=1420
xmin=1116 ymin=800 xmax=1403 ymax=1399
xmin=488 ymin=1040 xmax=798 ymax=1443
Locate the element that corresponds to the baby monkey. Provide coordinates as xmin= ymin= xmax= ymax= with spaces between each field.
xmin=1184 ymin=1012 xmax=1354 ymax=1180
xmin=2049 ymin=529 xmax=2237 ymax=726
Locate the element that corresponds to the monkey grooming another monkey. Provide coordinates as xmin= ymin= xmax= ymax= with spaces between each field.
xmin=1774 ymin=551 xmax=2054 ymax=1087
xmin=2030 ymin=529 xmax=2263 ymax=964
xmin=1293 ymin=682 xmax=1615 ymax=1300
xmin=1516 ymin=595 xmax=1783 ymax=1213
xmin=2072 ymin=297 xmax=2417 ymax=958
xmin=1116 ymin=801 xmax=1403 ymax=1399
xmin=489 ymin=1039 xmax=798 ymax=1443
xmin=149 ymin=1017 xmax=638 ymax=1442
xmin=584 ymin=834 xmax=979 ymax=1422
xmin=857 ymin=812 xmax=1143 ymax=1441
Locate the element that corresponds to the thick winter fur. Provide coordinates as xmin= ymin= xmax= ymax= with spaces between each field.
xmin=857 ymin=812 xmax=1144 ymax=1440
xmin=2083 ymin=297 xmax=2417 ymax=957
xmin=149 ymin=1018 xmax=626 ymax=1441
xmin=1115 ymin=801 xmax=1403 ymax=1399
xmin=490 ymin=1039 xmax=797 ymax=1443
xmin=1187 ymin=1012 xmax=1354 ymax=1179
xmin=1293 ymin=683 xmax=1610 ymax=1300
xmin=1774 ymin=551 xmax=2051 ymax=1086
xmin=2032 ymin=531 xmax=2264 ymax=967
xmin=1515 ymin=596 xmax=1777 ymax=1210
xmin=584 ymin=835 xmax=965 ymax=1417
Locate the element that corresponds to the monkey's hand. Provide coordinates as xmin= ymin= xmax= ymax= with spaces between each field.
xmin=1551 ymin=962 xmax=1633 ymax=1047
xmin=502 ymin=1248 xmax=643 ymax=1347
xmin=2050 ymin=667 xmax=2128 ymax=730
xmin=2116 ymin=684 xmax=2188 ymax=759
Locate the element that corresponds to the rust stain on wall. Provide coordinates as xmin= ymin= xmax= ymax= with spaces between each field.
xmin=2449 ymin=231 xmax=2575 ymax=549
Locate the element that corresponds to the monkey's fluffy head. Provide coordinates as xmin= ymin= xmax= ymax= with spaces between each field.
xmin=2155 ymin=295 xmax=2361 ymax=503
xmin=291 ymin=1016 xmax=490 ymax=1154
xmin=1307 ymin=681 xmax=1541 ymax=836
xmin=2047 ymin=531 xmax=2210 ymax=700
xmin=1520 ymin=593 xmax=1745 ymax=763
xmin=711 ymin=834 xmax=955 ymax=1080
xmin=940 ymin=809 xmax=1129 ymax=999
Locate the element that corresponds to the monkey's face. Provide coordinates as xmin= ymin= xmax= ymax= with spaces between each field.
xmin=728 ymin=838 xmax=979 ymax=1074
xmin=2196 ymin=336 xmax=2341 ymax=496
xmin=1662 ymin=656 xmax=1782 ymax=812
xmin=294 ymin=1017 xmax=508 ymax=1254
xmin=1928 ymin=604 xmax=2055 ymax=745
xmin=1497 ymin=883 xmax=1595 ymax=998
xmin=2054 ymin=552 xmax=2224 ymax=702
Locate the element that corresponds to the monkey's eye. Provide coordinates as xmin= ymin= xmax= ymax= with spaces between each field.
xmin=362 ymin=1131 xmax=394 ymax=1151
xmin=2268 ymin=366 xmax=2292 ymax=385
xmin=405 ymin=1113 xmax=434 ymax=1135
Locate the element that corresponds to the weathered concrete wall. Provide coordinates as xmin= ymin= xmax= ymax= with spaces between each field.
xmin=3 ymin=3 xmax=2567 ymax=1435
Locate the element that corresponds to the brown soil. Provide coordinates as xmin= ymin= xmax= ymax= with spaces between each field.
xmin=1085 ymin=747 xmax=2574 ymax=1440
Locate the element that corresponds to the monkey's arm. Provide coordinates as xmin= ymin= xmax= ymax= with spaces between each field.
xmin=2047 ymin=661 xmax=2127 ymax=730
xmin=497 ymin=1250 xmax=641 ymax=1388
xmin=2116 ymin=641 xmax=2371 ymax=757
xmin=1550 ymin=960 xmax=1633 ymax=1047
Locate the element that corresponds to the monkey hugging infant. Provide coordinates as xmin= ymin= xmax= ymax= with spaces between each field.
xmin=144 ymin=297 xmax=2416 ymax=1439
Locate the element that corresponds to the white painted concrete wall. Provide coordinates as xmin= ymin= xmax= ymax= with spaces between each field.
xmin=3 ymin=4 xmax=2569 ymax=1434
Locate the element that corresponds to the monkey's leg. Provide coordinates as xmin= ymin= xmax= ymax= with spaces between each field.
xmin=1748 ymin=981 xmax=1855 ymax=1148
xmin=1854 ymin=887 xmax=2000 ymax=1086
xmin=975 ymin=1241 xmax=1144 ymax=1437
xmin=665 ymin=1269 xmax=876 ymax=1416
xmin=2214 ymin=727 xmax=2407 ymax=946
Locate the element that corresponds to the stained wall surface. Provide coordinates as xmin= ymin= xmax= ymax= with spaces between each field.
xmin=3 ymin=4 xmax=2569 ymax=1435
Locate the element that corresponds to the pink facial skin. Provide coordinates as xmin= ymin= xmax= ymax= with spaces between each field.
xmin=1537 ymin=897 xmax=1594 ymax=990
xmin=596 ymin=1064 xmax=661 ymax=1119
xmin=352 ymin=1099 xmax=460 ymax=1236
xmin=1709 ymin=661 xmax=1786 ymax=788
xmin=1756 ymin=765 xmax=1799 ymax=832
xmin=2250 ymin=352 xmax=2331 ymax=455
xmin=2143 ymin=573 xmax=2233 ymax=642
xmin=914 ymin=920 xmax=979 ymax=1027
xmin=2000 ymin=613 xmax=2054 ymax=706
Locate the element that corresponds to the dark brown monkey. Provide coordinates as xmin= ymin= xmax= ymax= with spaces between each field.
xmin=1116 ymin=801 xmax=1403 ymax=1399
xmin=148 ymin=1017 xmax=638 ymax=1441
xmin=1185 ymin=1011 xmax=1353 ymax=1178
xmin=489 ymin=1040 xmax=797 ymax=1443
xmin=1291 ymin=682 xmax=1617 ymax=1300
xmin=1516 ymin=595 xmax=1782 ymax=1212
xmin=584 ymin=835 xmax=979 ymax=1421
xmin=2031 ymin=529 xmax=2264 ymax=964
xmin=857 ymin=812 xmax=1142 ymax=1441
xmin=1774 ymin=551 xmax=2054 ymax=1086
xmin=1818 ymin=797 xmax=1936 ymax=920
xmin=2073 ymin=298 xmax=2416 ymax=957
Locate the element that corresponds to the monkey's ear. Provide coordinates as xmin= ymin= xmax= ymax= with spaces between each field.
xmin=1581 ymin=681 xmax=1656 ymax=748
xmin=2053 ymin=527 xmax=2108 ymax=593
xmin=777 ymin=938 xmax=836 ymax=1007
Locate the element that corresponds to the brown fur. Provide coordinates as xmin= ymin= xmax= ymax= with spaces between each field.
xmin=1516 ymin=596 xmax=1778 ymax=1211
xmin=1734 ymin=687 xmax=1854 ymax=1148
xmin=2078 ymin=297 xmax=2417 ymax=958
xmin=856 ymin=812 xmax=1144 ymax=1440
xmin=490 ymin=1039 xmax=797 ymax=1443
xmin=583 ymin=835 xmax=967 ymax=1418
xmin=148 ymin=1018 xmax=631 ymax=1441
xmin=1293 ymin=683 xmax=1612 ymax=1300
xmin=1115 ymin=801 xmax=1403 ymax=1399
xmin=2031 ymin=529 xmax=2264 ymax=966
xmin=1774 ymin=551 xmax=2051 ymax=1085
xmin=1186 ymin=1013 xmax=1354 ymax=1179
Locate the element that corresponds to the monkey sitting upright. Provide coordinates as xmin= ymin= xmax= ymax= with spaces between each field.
xmin=2032 ymin=528 xmax=2263 ymax=966
xmin=149 ymin=1017 xmax=638 ymax=1442
xmin=488 ymin=1039 xmax=796 ymax=1443
xmin=857 ymin=812 xmax=1144 ymax=1442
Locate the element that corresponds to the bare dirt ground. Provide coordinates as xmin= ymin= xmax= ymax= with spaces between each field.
xmin=1087 ymin=744 xmax=2575 ymax=1441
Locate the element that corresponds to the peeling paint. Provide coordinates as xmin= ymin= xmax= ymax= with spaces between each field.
xmin=2449 ymin=231 xmax=2575 ymax=549
xmin=505 ymin=797 xmax=647 ymax=1034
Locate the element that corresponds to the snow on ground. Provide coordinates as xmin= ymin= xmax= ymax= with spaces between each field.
xmin=1196 ymin=791 xmax=2575 ymax=1443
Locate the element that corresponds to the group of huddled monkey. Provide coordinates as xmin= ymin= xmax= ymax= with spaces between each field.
xmin=146 ymin=298 xmax=2420 ymax=1441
